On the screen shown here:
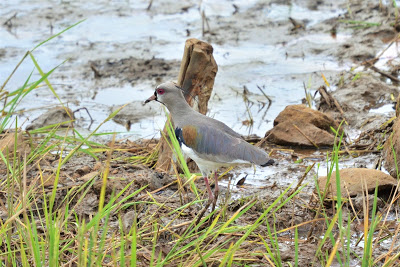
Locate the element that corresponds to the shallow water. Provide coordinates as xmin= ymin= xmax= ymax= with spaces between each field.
xmin=1 ymin=0 xmax=382 ymax=188
xmin=1 ymin=0 xmax=348 ymax=139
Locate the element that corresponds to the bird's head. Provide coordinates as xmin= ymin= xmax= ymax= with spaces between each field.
xmin=144 ymin=81 xmax=185 ymax=107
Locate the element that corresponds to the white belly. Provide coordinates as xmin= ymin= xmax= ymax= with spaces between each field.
xmin=181 ymin=143 xmax=250 ymax=177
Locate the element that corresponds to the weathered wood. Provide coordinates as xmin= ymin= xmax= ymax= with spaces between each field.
xmin=155 ymin=38 xmax=218 ymax=172
xmin=396 ymin=93 xmax=400 ymax=118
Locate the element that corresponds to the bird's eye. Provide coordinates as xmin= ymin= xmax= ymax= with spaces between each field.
xmin=157 ymin=88 xmax=165 ymax=95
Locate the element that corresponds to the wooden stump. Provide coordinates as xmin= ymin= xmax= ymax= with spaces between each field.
xmin=155 ymin=38 xmax=218 ymax=172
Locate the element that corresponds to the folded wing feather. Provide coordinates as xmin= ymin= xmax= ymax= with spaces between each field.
xmin=175 ymin=125 xmax=271 ymax=166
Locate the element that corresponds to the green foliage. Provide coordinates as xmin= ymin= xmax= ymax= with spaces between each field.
xmin=163 ymin=112 xmax=198 ymax=197
xmin=1 ymin=17 xmax=399 ymax=267
xmin=339 ymin=20 xmax=381 ymax=29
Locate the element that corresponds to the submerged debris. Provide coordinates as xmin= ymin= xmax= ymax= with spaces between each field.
xmin=111 ymin=101 xmax=159 ymax=131
xmin=26 ymin=106 xmax=75 ymax=131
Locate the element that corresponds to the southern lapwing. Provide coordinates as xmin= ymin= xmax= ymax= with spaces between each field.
xmin=144 ymin=81 xmax=274 ymax=217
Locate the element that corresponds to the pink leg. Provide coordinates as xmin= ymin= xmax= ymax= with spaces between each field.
xmin=204 ymin=176 xmax=214 ymax=201
xmin=211 ymin=172 xmax=219 ymax=212
xmin=195 ymin=176 xmax=213 ymax=225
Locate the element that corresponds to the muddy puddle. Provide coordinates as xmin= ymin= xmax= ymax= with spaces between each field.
xmin=1 ymin=0 xmax=400 ymax=265
xmin=1 ymin=0 xmax=349 ymax=137
xmin=1 ymin=0 xmax=356 ymax=186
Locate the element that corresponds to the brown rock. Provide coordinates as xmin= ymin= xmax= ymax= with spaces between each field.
xmin=383 ymin=118 xmax=400 ymax=177
xmin=134 ymin=170 xmax=174 ymax=191
xmin=74 ymin=192 xmax=98 ymax=216
xmin=263 ymin=105 xmax=340 ymax=147
xmin=75 ymin=165 xmax=91 ymax=176
xmin=93 ymin=161 xmax=102 ymax=171
xmin=0 ymin=132 xmax=30 ymax=157
xmin=274 ymin=104 xmax=338 ymax=131
xmin=318 ymin=168 xmax=398 ymax=198
xmin=122 ymin=210 xmax=137 ymax=233
xmin=266 ymin=121 xmax=336 ymax=147
xmin=79 ymin=171 xmax=99 ymax=182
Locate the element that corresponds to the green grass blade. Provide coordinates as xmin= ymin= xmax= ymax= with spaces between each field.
xmin=32 ymin=19 xmax=86 ymax=51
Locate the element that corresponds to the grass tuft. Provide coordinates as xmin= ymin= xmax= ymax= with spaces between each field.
xmin=1 ymin=19 xmax=400 ymax=267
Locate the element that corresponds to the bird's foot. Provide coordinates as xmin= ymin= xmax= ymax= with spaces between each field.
xmin=195 ymin=177 xmax=214 ymax=226
xmin=211 ymin=172 xmax=219 ymax=213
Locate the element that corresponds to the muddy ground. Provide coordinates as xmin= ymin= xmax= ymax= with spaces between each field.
xmin=1 ymin=0 xmax=400 ymax=266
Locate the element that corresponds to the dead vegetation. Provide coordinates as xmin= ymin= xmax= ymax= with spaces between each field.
xmin=1 ymin=0 xmax=400 ymax=266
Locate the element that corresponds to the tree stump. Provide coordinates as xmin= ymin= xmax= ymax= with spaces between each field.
xmin=155 ymin=38 xmax=218 ymax=172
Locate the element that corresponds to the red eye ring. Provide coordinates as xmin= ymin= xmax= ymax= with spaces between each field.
xmin=157 ymin=88 xmax=165 ymax=95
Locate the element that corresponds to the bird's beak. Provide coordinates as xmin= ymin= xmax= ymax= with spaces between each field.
xmin=144 ymin=92 xmax=157 ymax=105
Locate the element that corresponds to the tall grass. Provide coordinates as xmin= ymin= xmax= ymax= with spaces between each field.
xmin=1 ymin=20 xmax=399 ymax=267
xmin=311 ymin=123 xmax=400 ymax=267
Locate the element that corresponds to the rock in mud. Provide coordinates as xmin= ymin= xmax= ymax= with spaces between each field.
xmin=262 ymin=104 xmax=339 ymax=147
xmin=26 ymin=107 xmax=74 ymax=130
xmin=78 ymin=171 xmax=99 ymax=183
xmin=383 ymin=118 xmax=400 ymax=177
xmin=318 ymin=168 xmax=398 ymax=198
xmin=111 ymin=101 xmax=159 ymax=130
xmin=352 ymin=194 xmax=384 ymax=211
xmin=134 ymin=169 xmax=174 ymax=191
xmin=0 ymin=206 xmax=7 ymax=221
xmin=74 ymin=192 xmax=98 ymax=216
xmin=122 ymin=210 xmax=137 ymax=233
xmin=0 ymin=131 xmax=30 ymax=156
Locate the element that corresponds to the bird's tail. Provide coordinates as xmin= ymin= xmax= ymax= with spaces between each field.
xmin=239 ymin=141 xmax=274 ymax=166
xmin=261 ymin=159 xmax=275 ymax=167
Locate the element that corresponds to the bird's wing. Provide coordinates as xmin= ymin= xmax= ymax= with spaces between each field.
xmin=175 ymin=125 xmax=272 ymax=166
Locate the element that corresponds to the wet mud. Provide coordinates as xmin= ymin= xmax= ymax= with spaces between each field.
xmin=1 ymin=0 xmax=400 ymax=266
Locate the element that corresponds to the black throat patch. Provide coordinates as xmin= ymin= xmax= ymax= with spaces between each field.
xmin=174 ymin=127 xmax=184 ymax=147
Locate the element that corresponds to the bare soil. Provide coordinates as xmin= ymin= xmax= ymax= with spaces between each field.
xmin=1 ymin=0 xmax=400 ymax=266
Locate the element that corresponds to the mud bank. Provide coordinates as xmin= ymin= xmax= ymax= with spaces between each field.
xmin=1 ymin=0 xmax=400 ymax=266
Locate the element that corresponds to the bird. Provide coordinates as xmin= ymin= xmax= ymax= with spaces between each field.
xmin=144 ymin=81 xmax=274 ymax=218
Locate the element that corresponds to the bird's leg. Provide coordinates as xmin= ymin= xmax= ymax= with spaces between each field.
xmin=204 ymin=176 xmax=214 ymax=201
xmin=195 ymin=175 xmax=213 ymax=225
xmin=211 ymin=171 xmax=219 ymax=212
